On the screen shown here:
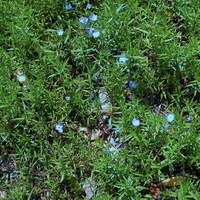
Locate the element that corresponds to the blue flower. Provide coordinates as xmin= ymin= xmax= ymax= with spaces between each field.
xmin=89 ymin=13 xmax=98 ymax=21
xmin=119 ymin=53 xmax=128 ymax=63
xmin=79 ymin=16 xmax=89 ymax=24
xmin=128 ymin=81 xmax=137 ymax=89
xmin=87 ymin=28 xmax=94 ymax=36
xmin=92 ymin=30 xmax=100 ymax=38
xmin=65 ymin=96 xmax=70 ymax=101
xmin=132 ymin=118 xmax=140 ymax=127
xmin=18 ymin=75 xmax=26 ymax=83
xmin=86 ymin=4 xmax=92 ymax=9
xmin=65 ymin=3 xmax=72 ymax=11
xmin=83 ymin=23 xmax=90 ymax=28
xmin=57 ymin=29 xmax=64 ymax=36
xmin=166 ymin=113 xmax=175 ymax=122
xmin=119 ymin=57 xmax=128 ymax=63
xmin=55 ymin=123 xmax=64 ymax=133
xmin=79 ymin=17 xmax=90 ymax=28
xmin=87 ymin=28 xmax=100 ymax=38
xmin=186 ymin=116 xmax=192 ymax=123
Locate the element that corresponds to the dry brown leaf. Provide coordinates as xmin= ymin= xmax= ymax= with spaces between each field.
xmin=156 ymin=176 xmax=186 ymax=187
xmin=90 ymin=132 xmax=100 ymax=141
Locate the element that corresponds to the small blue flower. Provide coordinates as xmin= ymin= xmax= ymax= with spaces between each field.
xmin=89 ymin=13 xmax=98 ymax=21
xmin=83 ymin=22 xmax=90 ymax=28
xmin=166 ymin=113 xmax=175 ymax=123
xmin=132 ymin=118 xmax=140 ymax=127
xmin=92 ymin=30 xmax=100 ymax=38
xmin=87 ymin=28 xmax=100 ymax=38
xmin=87 ymin=28 xmax=94 ymax=36
xmin=186 ymin=116 xmax=192 ymax=123
xmin=55 ymin=123 xmax=64 ymax=133
xmin=65 ymin=3 xmax=72 ymax=11
xmin=79 ymin=17 xmax=90 ymax=28
xmin=86 ymin=4 xmax=92 ymax=9
xmin=119 ymin=53 xmax=128 ymax=63
xmin=65 ymin=96 xmax=70 ymax=101
xmin=57 ymin=29 xmax=64 ymax=36
xmin=128 ymin=81 xmax=137 ymax=89
xmin=18 ymin=75 xmax=26 ymax=83
xmin=198 ymin=137 xmax=200 ymax=142
xmin=119 ymin=57 xmax=128 ymax=63
xmin=79 ymin=16 xmax=89 ymax=24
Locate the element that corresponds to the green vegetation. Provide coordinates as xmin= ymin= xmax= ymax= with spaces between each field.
xmin=0 ymin=0 xmax=200 ymax=199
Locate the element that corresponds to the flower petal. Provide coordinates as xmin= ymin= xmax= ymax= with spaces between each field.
xmin=57 ymin=29 xmax=64 ymax=36
xmin=166 ymin=113 xmax=175 ymax=122
xmin=89 ymin=13 xmax=98 ymax=21
xmin=128 ymin=81 xmax=137 ymax=89
xmin=65 ymin=4 xmax=72 ymax=11
xmin=132 ymin=118 xmax=140 ymax=127
xmin=92 ymin=30 xmax=100 ymax=38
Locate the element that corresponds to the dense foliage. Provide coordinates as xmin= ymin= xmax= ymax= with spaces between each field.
xmin=0 ymin=0 xmax=200 ymax=199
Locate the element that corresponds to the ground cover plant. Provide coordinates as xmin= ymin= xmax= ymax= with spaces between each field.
xmin=0 ymin=0 xmax=200 ymax=199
